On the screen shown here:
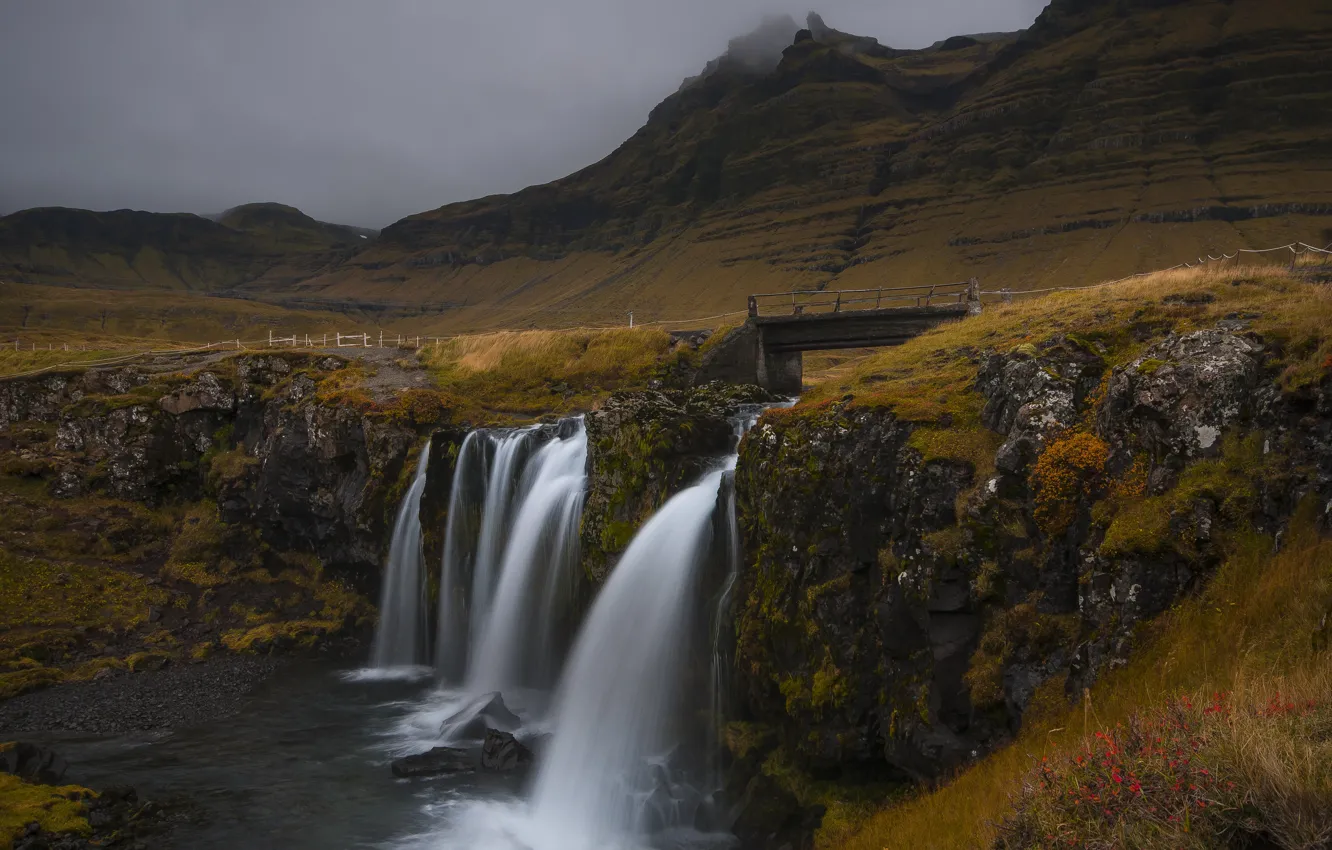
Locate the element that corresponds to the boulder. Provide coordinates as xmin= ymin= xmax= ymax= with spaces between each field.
xmin=438 ymin=691 xmax=521 ymax=742
xmin=390 ymin=746 xmax=473 ymax=778
xmin=0 ymin=742 xmax=68 ymax=785
xmin=976 ymin=335 xmax=1105 ymax=475
xmin=480 ymin=729 xmax=534 ymax=772
xmin=1098 ymin=329 xmax=1271 ymax=475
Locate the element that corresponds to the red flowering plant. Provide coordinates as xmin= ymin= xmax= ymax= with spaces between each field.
xmin=994 ymin=691 xmax=1332 ymax=849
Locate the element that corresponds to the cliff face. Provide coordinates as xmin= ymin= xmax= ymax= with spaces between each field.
xmin=0 ymin=355 xmax=424 ymax=586
xmin=0 ymin=353 xmax=454 ymax=702
xmin=728 ymin=272 xmax=1332 ymax=783
xmin=577 ymin=383 xmax=776 ymax=584
xmin=297 ymin=0 xmax=1332 ymax=329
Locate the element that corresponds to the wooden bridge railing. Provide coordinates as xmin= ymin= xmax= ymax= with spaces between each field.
xmin=747 ymin=280 xmax=977 ymax=318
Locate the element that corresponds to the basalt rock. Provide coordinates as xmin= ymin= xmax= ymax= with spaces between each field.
xmin=977 ymin=334 xmax=1106 ymax=476
xmin=1098 ymin=330 xmax=1275 ymax=483
xmin=480 ymin=728 xmax=534 ymax=772
xmin=390 ymin=746 xmax=473 ymax=778
xmin=0 ymin=742 xmax=68 ymax=785
xmin=438 ymin=691 xmax=522 ymax=742
xmin=580 ymin=383 xmax=773 ymax=583
xmin=0 ymin=354 xmax=444 ymax=592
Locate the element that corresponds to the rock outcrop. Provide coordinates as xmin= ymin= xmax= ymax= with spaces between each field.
xmin=580 ymin=383 xmax=774 ymax=583
xmin=731 ymin=327 xmax=1332 ymax=785
xmin=0 ymin=354 xmax=449 ymax=590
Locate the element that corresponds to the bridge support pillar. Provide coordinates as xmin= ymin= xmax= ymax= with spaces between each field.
xmin=757 ymin=338 xmax=802 ymax=396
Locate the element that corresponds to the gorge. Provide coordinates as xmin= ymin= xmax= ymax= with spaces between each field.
xmin=2 ymin=264 xmax=1331 ymax=850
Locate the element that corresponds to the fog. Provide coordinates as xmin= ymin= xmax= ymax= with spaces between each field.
xmin=0 ymin=0 xmax=1048 ymax=228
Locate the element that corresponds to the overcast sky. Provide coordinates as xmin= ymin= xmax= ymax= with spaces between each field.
xmin=0 ymin=0 xmax=1048 ymax=229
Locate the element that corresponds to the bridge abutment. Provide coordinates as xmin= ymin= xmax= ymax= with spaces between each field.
xmin=756 ymin=340 xmax=802 ymax=396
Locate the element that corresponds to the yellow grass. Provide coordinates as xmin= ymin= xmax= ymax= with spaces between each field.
xmin=841 ymin=510 xmax=1332 ymax=849
xmin=420 ymin=327 xmax=677 ymax=418
xmin=0 ymin=774 xmax=92 ymax=849
xmin=806 ymin=264 xmax=1332 ymax=420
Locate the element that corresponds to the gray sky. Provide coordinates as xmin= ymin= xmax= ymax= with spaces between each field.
xmin=0 ymin=0 xmax=1048 ymax=229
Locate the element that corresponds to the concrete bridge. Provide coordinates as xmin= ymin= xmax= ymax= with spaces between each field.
xmin=696 ymin=280 xmax=981 ymax=394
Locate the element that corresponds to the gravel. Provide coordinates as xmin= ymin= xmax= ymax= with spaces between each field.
xmin=0 ymin=656 xmax=280 ymax=735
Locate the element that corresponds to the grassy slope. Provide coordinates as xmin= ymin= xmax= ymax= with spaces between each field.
xmin=0 ymin=280 xmax=368 ymax=356
xmin=775 ymin=264 xmax=1332 ymax=847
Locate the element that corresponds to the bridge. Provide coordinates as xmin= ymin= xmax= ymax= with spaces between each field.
xmin=698 ymin=279 xmax=981 ymax=394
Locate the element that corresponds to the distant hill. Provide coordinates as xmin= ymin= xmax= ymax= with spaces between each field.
xmin=2 ymin=0 xmax=1330 ymax=333
xmin=0 ymin=203 xmax=376 ymax=292
xmin=216 ymin=202 xmax=378 ymax=248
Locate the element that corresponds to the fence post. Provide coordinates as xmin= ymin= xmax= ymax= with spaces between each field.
xmin=967 ymin=278 xmax=982 ymax=316
xmin=876 ymin=288 xmax=882 ymax=309
xmin=379 ymin=331 xmax=383 ymax=348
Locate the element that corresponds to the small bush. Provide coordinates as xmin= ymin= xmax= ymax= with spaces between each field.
xmin=1031 ymin=432 xmax=1110 ymax=536
xmin=997 ymin=689 xmax=1332 ymax=849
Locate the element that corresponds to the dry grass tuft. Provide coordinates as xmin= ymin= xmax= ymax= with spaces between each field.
xmin=420 ymin=326 xmax=676 ymax=418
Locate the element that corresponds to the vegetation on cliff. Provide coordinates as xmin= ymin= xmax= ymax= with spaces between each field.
xmin=731 ymin=263 xmax=1332 ymax=847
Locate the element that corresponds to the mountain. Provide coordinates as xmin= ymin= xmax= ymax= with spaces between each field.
xmin=0 ymin=203 xmax=376 ymax=293
xmin=289 ymin=0 xmax=1332 ymax=329
xmin=2 ymin=0 xmax=1330 ymax=333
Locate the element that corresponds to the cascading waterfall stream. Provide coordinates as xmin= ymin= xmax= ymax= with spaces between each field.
xmin=524 ymin=466 xmax=729 ymax=847
xmin=466 ymin=427 xmax=587 ymax=693
xmin=469 ymin=428 xmax=539 ymax=647
xmin=434 ymin=419 xmax=587 ymax=689
xmin=369 ymin=440 xmax=432 ymax=668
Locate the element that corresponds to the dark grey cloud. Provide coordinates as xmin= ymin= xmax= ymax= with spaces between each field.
xmin=0 ymin=0 xmax=1048 ymax=228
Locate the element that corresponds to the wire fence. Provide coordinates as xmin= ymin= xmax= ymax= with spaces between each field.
xmin=4 ymin=240 xmax=1329 ymax=381
xmin=978 ymin=240 xmax=1332 ymax=302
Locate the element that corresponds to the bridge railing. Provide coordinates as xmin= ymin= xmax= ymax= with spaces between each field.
xmin=747 ymin=281 xmax=974 ymax=317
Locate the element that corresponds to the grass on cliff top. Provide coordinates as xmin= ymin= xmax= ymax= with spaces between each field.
xmin=841 ymin=506 xmax=1332 ymax=850
xmin=800 ymin=263 xmax=1332 ymax=415
xmin=418 ymin=327 xmax=678 ymax=418
xmin=785 ymin=264 xmax=1332 ymax=478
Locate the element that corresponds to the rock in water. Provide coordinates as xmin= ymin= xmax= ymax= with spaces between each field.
xmin=437 ymin=691 xmax=521 ymax=741
xmin=390 ymin=747 xmax=473 ymax=778
xmin=480 ymin=729 xmax=533 ymax=772
xmin=0 ymin=742 xmax=68 ymax=784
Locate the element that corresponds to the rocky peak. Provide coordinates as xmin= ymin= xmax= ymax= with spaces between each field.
xmin=678 ymin=14 xmax=800 ymax=91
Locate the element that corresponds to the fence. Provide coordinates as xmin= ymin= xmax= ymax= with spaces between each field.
xmin=747 ymin=280 xmax=975 ymax=317
xmin=977 ymin=240 xmax=1332 ymax=303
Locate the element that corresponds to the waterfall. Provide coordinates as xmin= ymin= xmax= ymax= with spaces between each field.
xmin=525 ymin=466 xmax=728 ymax=847
xmin=369 ymin=440 xmax=432 ymax=668
xmin=466 ymin=428 xmax=587 ymax=692
xmin=469 ymin=428 xmax=540 ymax=646
xmin=435 ymin=431 xmax=485 ymax=681
xmin=434 ymin=419 xmax=587 ymax=688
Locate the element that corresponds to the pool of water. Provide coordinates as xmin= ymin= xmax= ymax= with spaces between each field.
xmin=31 ymin=662 xmax=538 ymax=850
